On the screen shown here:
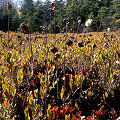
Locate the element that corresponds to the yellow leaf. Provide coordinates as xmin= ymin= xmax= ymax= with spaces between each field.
xmin=105 ymin=92 xmax=108 ymax=98
xmin=103 ymin=94 xmax=105 ymax=100
xmin=48 ymin=104 xmax=51 ymax=110
xmin=75 ymin=103 xmax=79 ymax=110
xmin=60 ymin=85 xmax=64 ymax=99
xmin=21 ymin=59 xmax=24 ymax=66
xmin=34 ymin=90 xmax=38 ymax=98
xmin=10 ymin=57 xmax=12 ymax=63
xmin=1 ymin=55 xmax=4 ymax=61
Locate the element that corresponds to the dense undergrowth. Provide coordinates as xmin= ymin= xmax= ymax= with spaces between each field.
xmin=0 ymin=31 xmax=120 ymax=119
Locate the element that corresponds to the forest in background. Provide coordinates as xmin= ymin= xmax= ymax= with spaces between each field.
xmin=0 ymin=0 xmax=120 ymax=33
xmin=0 ymin=0 xmax=120 ymax=119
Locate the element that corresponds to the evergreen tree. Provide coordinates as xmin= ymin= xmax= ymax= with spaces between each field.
xmin=0 ymin=7 xmax=20 ymax=32
xmin=0 ymin=0 xmax=119 ymax=32
xmin=21 ymin=0 xmax=35 ymax=32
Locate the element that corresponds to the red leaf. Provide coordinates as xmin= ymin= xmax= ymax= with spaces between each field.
xmin=3 ymin=100 xmax=8 ymax=108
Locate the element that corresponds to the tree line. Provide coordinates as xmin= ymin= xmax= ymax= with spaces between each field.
xmin=0 ymin=0 xmax=120 ymax=33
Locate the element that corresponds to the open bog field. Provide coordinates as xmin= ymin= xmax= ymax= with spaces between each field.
xmin=0 ymin=31 xmax=120 ymax=119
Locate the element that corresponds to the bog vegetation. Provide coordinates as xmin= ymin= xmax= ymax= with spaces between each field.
xmin=0 ymin=0 xmax=120 ymax=120
xmin=0 ymin=31 xmax=120 ymax=119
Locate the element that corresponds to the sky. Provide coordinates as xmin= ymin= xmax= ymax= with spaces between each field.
xmin=13 ymin=0 xmax=45 ymax=4
xmin=12 ymin=0 xmax=46 ymax=9
xmin=12 ymin=0 xmax=63 ymax=9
